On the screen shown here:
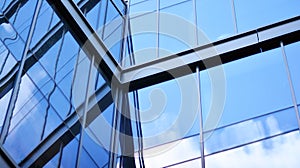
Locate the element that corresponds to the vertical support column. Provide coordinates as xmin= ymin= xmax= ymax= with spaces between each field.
xmin=196 ymin=67 xmax=205 ymax=168
xmin=156 ymin=0 xmax=160 ymax=58
xmin=0 ymin=0 xmax=43 ymax=144
xmin=280 ymin=41 xmax=300 ymax=130
xmin=230 ymin=0 xmax=238 ymax=34
xmin=119 ymin=91 xmax=136 ymax=168
xmin=192 ymin=0 xmax=198 ymax=46
xmin=109 ymin=87 xmax=121 ymax=168
xmin=121 ymin=0 xmax=129 ymax=66
xmin=75 ymin=55 xmax=95 ymax=168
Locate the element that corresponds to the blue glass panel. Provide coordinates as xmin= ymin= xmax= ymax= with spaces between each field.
xmin=79 ymin=148 xmax=98 ymax=168
xmin=204 ymin=107 xmax=298 ymax=155
xmin=0 ymin=0 xmax=11 ymax=10
xmin=135 ymin=74 xmax=199 ymax=148
xmin=196 ymin=0 xmax=235 ymax=42
xmin=57 ymin=70 xmax=73 ymax=103
xmin=285 ymin=42 xmax=300 ymax=104
xmin=9 ymin=0 xmax=36 ymax=41
xmin=30 ymin=3 xmax=58 ymax=47
xmin=130 ymin=0 xmax=156 ymax=16
xmin=43 ymin=107 xmax=63 ymax=139
xmin=234 ymin=0 xmax=300 ymax=33
xmin=27 ymin=61 xmax=52 ymax=89
xmin=4 ymin=98 xmax=47 ymax=163
xmin=56 ymin=53 xmax=76 ymax=84
xmin=141 ymin=135 xmax=201 ymax=167
xmin=0 ymin=50 xmax=17 ymax=80
xmin=130 ymin=12 xmax=157 ymax=64
xmin=81 ymin=104 xmax=114 ymax=167
xmin=49 ymin=88 xmax=71 ymax=118
xmin=159 ymin=0 xmax=195 ymax=57
xmin=60 ymin=136 xmax=79 ymax=168
xmin=57 ymin=32 xmax=78 ymax=73
xmin=86 ymin=2 xmax=101 ymax=29
xmin=103 ymin=21 xmax=124 ymax=62
xmin=0 ymin=89 xmax=12 ymax=129
xmin=82 ymin=131 xmax=109 ymax=167
xmin=206 ymin=131 xmax=300 ymax=167
xmin=11 ymin=74 xmax=39 ymax=117
xmin=112 ymin=0 xmax=126 ymax=15
xmin=39 ymin=37 xmax=61 ymax=77
xmin=201 ymin=47 xmax=293 ymax=130
xmin=9 ymin=90 xmax=44 ymax=132
xmin=0 ymin=22 xmax=25 ymax=61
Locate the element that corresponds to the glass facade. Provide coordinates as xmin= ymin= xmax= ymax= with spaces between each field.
xmin=0 ymin=0 xmax=299 ymax=167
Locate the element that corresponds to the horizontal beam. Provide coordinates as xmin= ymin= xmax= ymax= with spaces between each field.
xmin=121 ymin=16 xmax=300 ymax=91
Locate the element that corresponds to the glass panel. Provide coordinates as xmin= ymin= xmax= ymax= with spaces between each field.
xmin=0 ymin=49 xmax=17 ymax=80
xmin=103 ymin=0 xmax=124 ymax=63
xmin=86 ymin=2 xmax=101 ymax=29
xmin=79 ymin=148 xmax=98 ymax=168
xmin=0 ymin=21 xmax=25 ymax=61
xmin=56 ymin=32 xmax=78 ymax=73
xmin=4 ymin=98 xmax=47 ymax=163
xmin=196 ymin=0 xmax=235 ymax=42
xmin=138 ymin=135 xmax=201 ymax=167
xmin=11 ymin=74 xmax=39 ymax=117
xmin=80 ymin=104 xmax=113 ymax=167
xmin=30 ymin=2 xmax=59 ymax=47
xmin=130 ymin=0 xmax=156 ymax=16
xmin=0 ymin=89 xmax=12 ymax=129
xmin=285 ymin=42 xmax=300 ymax=104
xmin=133 ymin=74 xmax=199 ymax=148
xmin=9 ymin=0 xmax=36 ymax=41
xmin=234 ymin=0 xmax=300 ymax=33
xmin=201 ymin=47 xmax=293 ymax=130
xmin=206 ymin=131 xmax=300 ymax=167
xmin=60 ymin=136 xmax=79 ymax=168
xmin=130 ymin=12 xmax=157 ymax=65
xmin=159 ymin=0 xmax=196 ymax=57
xmin=204 ymin=107 xmax=298 ymax=155
xmin=112 ymin=0 xmax=126 ymax=15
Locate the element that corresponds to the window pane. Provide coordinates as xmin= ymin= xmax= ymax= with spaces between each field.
xmin=159 ymin=0 xmax=196 ymax=57
xmin=234 ymin=0 xmax=300 ymax=33
xmin=204 ymin=107 xmax=298 ymax=155
xmin=206 ymin=131 xmax=300 ymax=167
xmin=196 ymin=0 xmax=235 ymax=42
xmin=201 ymin=47 xmax=293 ymax=130
xmin=139 ymin=136 xmax=201 ymax=167
xmin=133 ymin=74 xmax=199 ymax=148
xmin=81 ymin=104 xmax=114 ymax=167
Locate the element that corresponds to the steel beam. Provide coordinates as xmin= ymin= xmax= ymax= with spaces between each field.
xmin=46 ymin=0 xmax=122 ymax=86
xmin=121 ymin=16 xmax=300 ymax=91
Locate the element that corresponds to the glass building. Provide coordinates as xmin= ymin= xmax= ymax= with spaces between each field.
xmin=0 ymin=0 xmax=299 ymax=167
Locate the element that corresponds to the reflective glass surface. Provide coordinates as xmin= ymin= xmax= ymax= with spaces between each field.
xmin=206 ymin=131 xmax=300 ymax=167
xmin=201 ymin=47 xmax=293 ymax=130
xmin=196 ymin=0 xmax=235 ymax=42
xmin=234 ymin=0 xmax=300 ymax=33
xmin=131 ymin=74 xmax=200 ymax=148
